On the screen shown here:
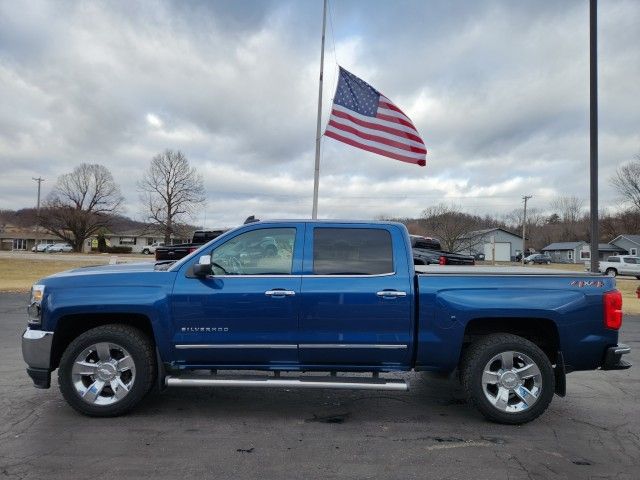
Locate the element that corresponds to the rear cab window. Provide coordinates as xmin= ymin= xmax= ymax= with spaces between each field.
xmin=312 ymin=228 xmax=394 ymax=275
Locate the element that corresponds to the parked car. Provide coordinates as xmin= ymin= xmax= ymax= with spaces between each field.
xmin=47 ymin=243 xmax=73 ymax=253
xmin=599 ymin=255 xmax=640 ymax=278
xmin=155 ymin=230 xmax=227 ymax=261
xmin=524 ymin=254 xmax=552 ymax=265
xmin=31 ymin=243 xmax=53 ymax=252
xmin=141 ymin=242 xmax=164 ymax=255
xmin=410 ymin=235 xmax=475 ymax=266
xmin=22 ymin=220 xmax=630 ymax=424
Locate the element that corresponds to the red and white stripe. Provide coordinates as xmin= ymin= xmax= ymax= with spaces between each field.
xmin=325 ymin=95 xmax=427 ymax=166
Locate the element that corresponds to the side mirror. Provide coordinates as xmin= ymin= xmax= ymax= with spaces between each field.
xmin=193 ymin=255 xmax=212 ymax=277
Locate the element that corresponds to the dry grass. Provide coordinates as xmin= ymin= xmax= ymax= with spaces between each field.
xmin=0 ymin=258 xmax=105 ymax=292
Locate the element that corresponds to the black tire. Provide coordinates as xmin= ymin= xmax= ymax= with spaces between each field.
xmin=461 ymin=333 xmax=555 ymax=425
xmin=142 ymin=249 xmax=150 ymax=255
xmin=58 ymin=324 xmax=156 ymax=417
xmin=606 ymin=268 xmax=617 ymax=277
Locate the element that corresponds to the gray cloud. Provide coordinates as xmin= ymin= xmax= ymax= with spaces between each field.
xmin=0 ymin=0 xmax=638 ymax=227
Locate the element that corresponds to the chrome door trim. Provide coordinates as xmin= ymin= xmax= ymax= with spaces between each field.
xmin=310 ymin=272 xmax=396 ymax=278
xmin=298 ymin=344 xmax=408 ymax=349
xmin=207 ymin=273 xmax=397 ymax=278
xmin=205 ymin=274 xmax=302 ymax=279
xmin=175 ymin=344 xmax=298 ymax=350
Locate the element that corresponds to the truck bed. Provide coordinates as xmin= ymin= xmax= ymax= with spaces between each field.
xmin=415 ymin=265 xmax=595 ymax=276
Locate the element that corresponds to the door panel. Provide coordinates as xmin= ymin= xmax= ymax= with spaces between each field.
xmin=299 ymin=225 xmax=413 ymax=367
xmin=170 ymin=224 xmax=304 ymax=367
xmin=171 ymin=275 xmax=301 ymax=365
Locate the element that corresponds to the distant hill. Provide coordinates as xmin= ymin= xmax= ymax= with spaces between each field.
xmin=0 ymin=209 xmax=198 ymax=236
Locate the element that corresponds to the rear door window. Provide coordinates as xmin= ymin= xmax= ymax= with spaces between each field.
xmin=313 ymin=228 xmax=393 ymax=275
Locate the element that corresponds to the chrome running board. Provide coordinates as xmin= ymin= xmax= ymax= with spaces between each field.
xmin=165 ymin=374 xmax=408 ymax=391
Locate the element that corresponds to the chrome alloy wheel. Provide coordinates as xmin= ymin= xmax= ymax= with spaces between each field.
xmin=71 ymin=342 xmax=136 ymax=406
xmin=481 ymin=351 xmax=542 ymax=413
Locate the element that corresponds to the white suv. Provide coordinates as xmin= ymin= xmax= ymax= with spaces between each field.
xmin=599 ymin=255 xmax=640 ymax=278
xmin=141 ymin=242 xmax=164 ymax=255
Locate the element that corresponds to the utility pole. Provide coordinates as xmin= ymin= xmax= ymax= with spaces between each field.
xmin=32 ymin=177 xmax=44 ymax=214
xmin=589 ymin=0 xmax=599 ymax=273
xmin=311 ymin=0 xmax=327 ymax=219
xmin=522 ymin=195 xmax=532 ymax=265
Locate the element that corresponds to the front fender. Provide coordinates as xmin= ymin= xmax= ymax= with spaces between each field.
xmin=42 ymin=283 xmax=174 ymax=360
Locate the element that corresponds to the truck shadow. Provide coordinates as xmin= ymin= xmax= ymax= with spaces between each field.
xmin=136 ymin=371 xmax=478 ymax=424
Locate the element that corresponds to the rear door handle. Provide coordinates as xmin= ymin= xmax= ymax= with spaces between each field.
xmin=265 ymin=290 xmax=296 ymax=297
xmin=376 ymin=290 xmax=407 ymax=298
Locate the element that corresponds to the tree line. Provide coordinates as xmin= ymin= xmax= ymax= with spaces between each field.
xmin=390 ymin=154 xmax=640 ymax=253
xmin=394 ymin=196 xmax=640 ymax=254
xmin=28 ymin=151 xmax=640 ymax=253
xmin=38 ymin=150 xmax=205 ymax=251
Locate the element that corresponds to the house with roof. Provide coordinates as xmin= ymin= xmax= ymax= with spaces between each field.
xmin=85 ymin=229 xmax=190 ymax=253
xmin=576 ymin=243 xmax=627 ymax=262
xmin=610 ymin=235 xmax=640 ymax=257
xmin=0 ymin=225 xmax=60 ymax=251
xmin=541 ymin=242 xmax=587 ymax=263
xmin=459 ymin=227 xmax=524 ymax=262
xmin=542 ymin=240 xmax=628 ymax=263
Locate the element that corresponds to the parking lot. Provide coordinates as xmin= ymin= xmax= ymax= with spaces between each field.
xmin=1 ymin=292 xmax=638 ymax=479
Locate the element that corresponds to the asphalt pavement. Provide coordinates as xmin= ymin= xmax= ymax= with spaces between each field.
xmin=1 ymin=292 xmax=638 ymax=479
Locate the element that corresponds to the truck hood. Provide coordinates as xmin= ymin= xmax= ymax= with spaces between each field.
xmin=36 ymin=261 xmax=177 ymax=292
xmin=45 ymin=261 xmax=158 ymax=280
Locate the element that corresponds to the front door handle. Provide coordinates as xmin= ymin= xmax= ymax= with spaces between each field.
xmin=376 ymin=290 xmax=407 ymax=298
xmin=265 ymin=290 xmax=296 ymax=297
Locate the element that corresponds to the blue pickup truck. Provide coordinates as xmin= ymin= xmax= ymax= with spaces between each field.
xmin=22 ymin=220 xmax=631 ymax=424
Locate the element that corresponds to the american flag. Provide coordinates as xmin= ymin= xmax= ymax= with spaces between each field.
xmin=325 ymin=67 xmax=427 ymax=166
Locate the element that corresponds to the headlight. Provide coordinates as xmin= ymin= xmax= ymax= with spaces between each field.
xmin=27 ymin=284 xmax=45 ymax=325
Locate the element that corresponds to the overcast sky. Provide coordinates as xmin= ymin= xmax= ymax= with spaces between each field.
xmin=1 ymin=0 xmax=639 ymax=227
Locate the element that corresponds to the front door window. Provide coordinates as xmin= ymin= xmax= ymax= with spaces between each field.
xmin=211 ymin=228 xmax=295 ymax=275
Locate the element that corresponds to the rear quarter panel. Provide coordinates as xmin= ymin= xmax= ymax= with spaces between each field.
xmin=415 ymin=274 xmax=619 ymax=372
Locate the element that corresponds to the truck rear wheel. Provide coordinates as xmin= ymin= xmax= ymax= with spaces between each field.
xmin=461 ymin=333 xmax=554 ymax=424
xmin=58 ymin=324 xmax=156 ymax=417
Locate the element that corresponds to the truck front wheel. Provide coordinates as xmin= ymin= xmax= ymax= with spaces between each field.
xmin=58 ymin=324 xmax=156 ymax=417
xmin=461 ymin=333 xmax=554 ymax=424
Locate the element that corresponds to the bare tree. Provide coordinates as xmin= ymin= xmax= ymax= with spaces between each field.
xmin=138 ymin=150 xmax=205 ymax=243
xmin=550 ymin=196 xmax=585 ymax=224
xmin=419 ymin=204 xmax=483 ymax=252
xmin=611 ymin=155 xmax=640 ymax=211
xmin=41 ymin=164 xmax=123 ymax=252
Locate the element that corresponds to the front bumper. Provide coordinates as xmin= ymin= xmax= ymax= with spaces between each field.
xmin=602 ymin=344 xmax=632 ymax=371
xmin=22 ymin=329 xmax=53 ymax=388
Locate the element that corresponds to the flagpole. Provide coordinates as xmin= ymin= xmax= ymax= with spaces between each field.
xmin=311 ymin=0 xmax=327 ymax=219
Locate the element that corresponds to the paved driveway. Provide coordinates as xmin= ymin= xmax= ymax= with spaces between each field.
xmin=1 ymin=293 xmax=638 ymax=479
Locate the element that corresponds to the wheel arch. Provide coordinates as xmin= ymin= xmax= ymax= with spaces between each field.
xmin=51 ymin=313 xmax=154 ymax=370
xmin=461 ymin=317 xmax=560 ymax=365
